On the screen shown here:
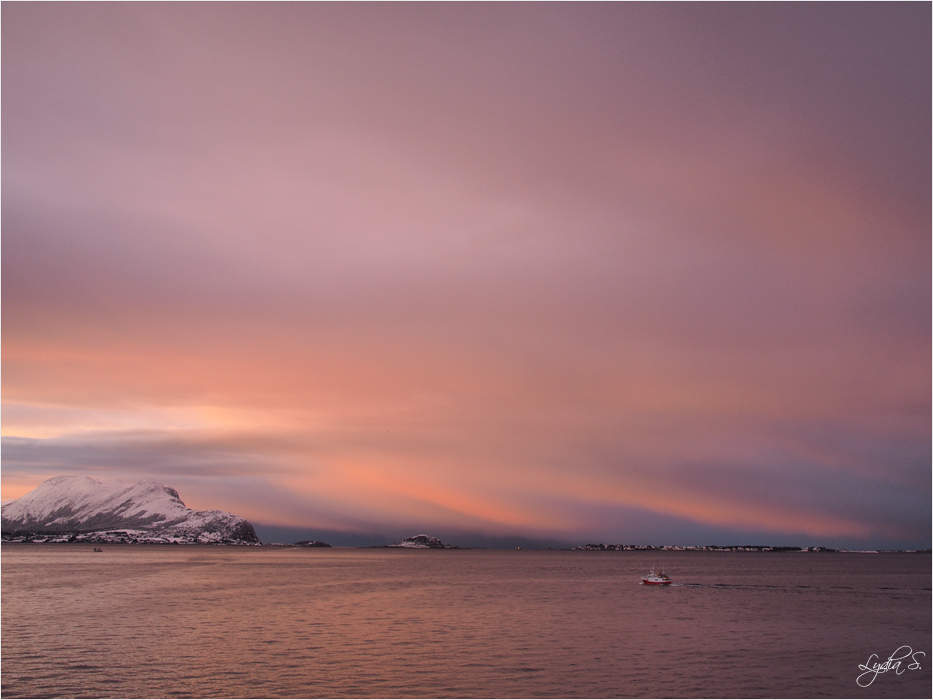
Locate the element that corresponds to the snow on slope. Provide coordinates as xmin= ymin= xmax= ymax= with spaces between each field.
xmin=1 ymin=476 xmax=258 ymax=543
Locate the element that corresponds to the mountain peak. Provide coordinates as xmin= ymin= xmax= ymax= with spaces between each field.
xmin=1 ymin=476 xmax=258 ymax=544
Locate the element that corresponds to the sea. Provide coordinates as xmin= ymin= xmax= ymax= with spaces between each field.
xmin=1 ymin=545 xmax=930 ymax=698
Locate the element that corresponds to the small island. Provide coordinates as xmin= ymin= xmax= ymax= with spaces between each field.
xmin=387 ymin=534 xmax=457 ymax=549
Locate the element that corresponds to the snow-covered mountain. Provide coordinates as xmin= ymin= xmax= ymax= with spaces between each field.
xmin=1 ymin=476 xmax=258 ymax=544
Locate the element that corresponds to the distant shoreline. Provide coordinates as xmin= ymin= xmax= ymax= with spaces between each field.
xmin=2 ymin=538 xmax=929 ymax=554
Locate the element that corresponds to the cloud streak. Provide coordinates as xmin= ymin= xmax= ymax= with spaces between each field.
xmin=2 ymin=3 xmax=929 ymax=548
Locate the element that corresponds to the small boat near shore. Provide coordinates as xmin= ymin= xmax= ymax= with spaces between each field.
xmin=641 ymin=568 xmax=672 ymax=585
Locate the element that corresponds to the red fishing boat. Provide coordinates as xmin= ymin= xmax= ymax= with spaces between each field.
xmin=641 ymin=568 xmax=672 ymax=585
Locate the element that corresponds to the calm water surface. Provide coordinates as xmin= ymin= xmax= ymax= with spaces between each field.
xmin=2 ymin=546 xmax=930 ymax=698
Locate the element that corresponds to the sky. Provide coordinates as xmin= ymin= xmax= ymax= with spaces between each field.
xmin=2 ymin=3 xmax=930 ymax=549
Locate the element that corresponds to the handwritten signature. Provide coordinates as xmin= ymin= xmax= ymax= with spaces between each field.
xmin=856 ymin=646 xmax=925 ymax=687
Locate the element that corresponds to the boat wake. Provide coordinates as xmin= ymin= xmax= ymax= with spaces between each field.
xmin=669 ymin=583 xmax=926 ymax=593
xmin=674 ymin=582 xmax=787 ymax=589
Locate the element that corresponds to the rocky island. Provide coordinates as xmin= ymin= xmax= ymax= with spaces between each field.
xmin=388 ymin=534 xmax=456 ymax=549
xmin=1 ymin=475 xmax=259 ymax=544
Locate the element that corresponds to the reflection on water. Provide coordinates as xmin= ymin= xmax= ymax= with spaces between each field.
xmin=2 ymin=546 xmax=930 ymax=698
